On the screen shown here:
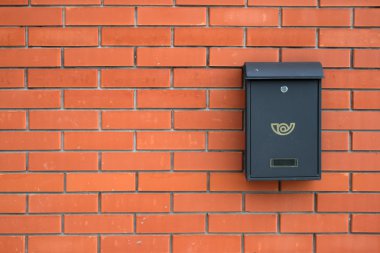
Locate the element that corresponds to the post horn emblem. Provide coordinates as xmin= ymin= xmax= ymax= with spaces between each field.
xmin=271 ymin=123 xmax=295 ymax=136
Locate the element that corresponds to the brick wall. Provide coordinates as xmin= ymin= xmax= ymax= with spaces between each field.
xmin=0 ymin=0 xmax=379 ymax=252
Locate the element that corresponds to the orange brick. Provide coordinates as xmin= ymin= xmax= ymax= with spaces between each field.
xmin=249 ymin=0 xmax=316 ymax=6
xmin=66 ymin=173 xmax=135 ymax=192
xmin=316 ymin=235 xmax=380 ymax=253
xmin=210 ymin=172 xmax=278 ymax=191
xmin=322 ymin=90 xmax=350 ymax=109
xmin=65 ymin=90 xmax=134 ymax=109
xmin=175 ymin=28 xmax=243 ymax=46
xmin=66 ymin=7 xmax=134 ymax=25
xmin=29 ymin=152 xmax=98 ymax=171
xmin=174 ymin=193 xmax=242 ymax=212
xmin=283 ymin=8 xmax=350 ymax=26
xmin=174 ymin=152 xmax=242 ymax=171
xmin=246 ymin=194 xmax=314 ymax=212
xmin=137 ymin=214 xmax=205 ymax=233
xmin=355 ymin=8 xmax=380 ymax=27
xmin=209 ymin=214 xmax=276 ymax=233
xmin=101 ymin=235 xmax=170 ymax=253
xmin=209 ymin=90 xmax=245 ymax=109
xmin=28 ymin=236 xmax=97 ymax=253
xmin=283 ymin=49 xmax=350 ymax=68
xmin=29 ymin=194 xmax=98 ymax=213
xmin=0 ymin=216 xmax=61 ymax=234
xmin=324 ymin=70 xmax=380 ymax=89
xmin=102 ymin=111 xmax=171 ymax=129
xmin=323 ymin=152 xmax=380 ymax=171
xmin=0 ymin=132 xmax=60 ymax=151
xmin=173 ymin=235 xmax=241 ymax=253
xmin=0 ymin=90 xmax=60 ymax=109
xmin=0 ymin=49 xmax=60 ymax=67
xmin=65 ymin=48 xmax=133 ymax=67
xmin=28 ymin=69 xmax=97 ymax=88
xmin=0 ymin=237 xmax=24 ymax=253
xmin=0 ymin=153 xmax=26 ymax=171
xmin=352 ymin=214 xmax=380 ymax=233
xmin=318 ymin=193 xmax=380 ymax=212
xmin=210 ymin=8 xmax=278 ymax=26
xmin=137 ymin=48 xmax=206 ymax=67
xmin=138 ymin=7 xmax=206 ymax=25
xmin=102 ymin=152 xmax=171 ymax=171
xmin=138 ymin=172 xmax=207 ymax=191
xmin=175 ymin=111 xmax=242 ymax=130
xmin=322 ymin=132 xmax=349 ymax=150
xmin=323 ymin=111 xmax=380 ymax=130
xmin=282 ymin=173 xmax=349 ymax=191
xmin=174 ymin=68 xmax=242 ymax=88
xmin=102 ymin=193 xmax=170 ymax=212
xmin=354 ymin=91 xmax=380 ymax=109
xmin=245 ymin=235 xmax=313 ymax=253
xmin=29 ymin=27 xmax=98 ymax=46
xmin=0 ymin=111 xmax=26 ymax=129
xmin=102 ymin=69 xmax=170 ymax=88
xmin=137 ymin=132 xmax=205 ymax=150
xmin=210 ymin=48 xmax=279 ymax=66
xmin=64 ymin=132 xmax=133 ymax=151
xmin=281 ymin=214 xmax=348 ymax=233
xmin=0 ymin=174 xmax=63 ymax=192
xmin=352 ymin=173 xmax=380 ymax=191
xmin=32 ymin=0 xmax=100 ymax=4
xmin=65 ymin=215 xmax=133 ymax=233
xmin=102 ymin=27 xmax=170 ymax=46
xmin=320 ymin=0 xmax=379 ymax=6
xmin=177 ymin=0 xmax=243 ymax=5
xmin=0 ymin=195 xmax=25 ymax=213
xmin=105 ymin=0 xmax=172 ymax=4
xmin=137 ymin=90 xmax=206 ymax=108
xmin=353 ymin=132 xmax=380 ymax=150
xmin=0 ymin=28 xmax=25 ymax=46
xmin=0 ymin=8 xmax=62 ymax=25
xmin=247 ymin=28 xmax=316 ymax=47
xmin=0 ymin=0 xmax=27 ymax=4
xmin=354 ymin=50 xmax=380 ymax=68
xmin=208 ymin=132 xmax=245 ymax=150
xmin=320 ymin=29 xmax=380 ymax=47
xmin=0 ymin=70 xmax=24 ymax=88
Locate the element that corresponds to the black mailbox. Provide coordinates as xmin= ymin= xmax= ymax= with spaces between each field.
xmin=244 ymin=62 xmax=323 ymax=181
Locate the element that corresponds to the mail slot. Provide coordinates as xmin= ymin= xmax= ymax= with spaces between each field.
xmin=244 ymin=62 xmax=323 ymax=181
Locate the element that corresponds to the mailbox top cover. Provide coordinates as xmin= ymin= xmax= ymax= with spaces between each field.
xmin=244 ymin=62 xmax=323 ymax=80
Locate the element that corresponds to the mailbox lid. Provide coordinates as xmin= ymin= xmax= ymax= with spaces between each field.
xmin=244 ymin=62 xmax=323 ymax=80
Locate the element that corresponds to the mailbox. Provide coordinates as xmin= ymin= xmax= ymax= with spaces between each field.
xmin=244 ymin=62 xmax=323 ymax=181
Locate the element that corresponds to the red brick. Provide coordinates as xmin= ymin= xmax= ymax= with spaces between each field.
xmin=65 ymin=215 xmax=133 ymax=233
xmin=281 ymin=214 xmax=348 ymax=233
xmin=29 ymin=152 xmax=98 ymax=171
xmin=102 ymin=27 xmax=170 ymax=46
xmin=66 ymin=7 xmax=134 ymax=25
xmin=320 ymin=0 xmax=380 ymax=6
xmin=352 ymin=173 xmax=380 ymax=191
xmin=0 ymin=0 xmax=27 ymax=4
xmin=354 ymin=50 xmax=380 ymax=68
xmin=102 ymin=69 xmax=170 ymax=88
xmin=174 ymin=68 xmax=242 ymax=88
xmin=354 ymin=91 xmax=380 ymax=109
xmin=101 ymin=235 xmax=170 ymax=253
xmin=283 ymin=49 xmax=350 ymax=68
xmin=355 ymin=8 xmax=380 ymax=27
xmin=137 ymin=214 xmax=205 ymax=233
xmin=282 ymin=173 xmax=349 ymax=191
xmin=318 ymin=193 xmax=380 ymax=212
xmin=0 ymin=111 xmax=26 ymax=129
xmin=323 ymin=111 xmax=380 ymax=130
xmin=28 ymin=236 xmax=97 ymax=253
xmin=249 ymin=0 xmax=316 ymax=6
xmin=28 ymin=69 xmax=97 ymax=88
xmin=210 ymin=8 xmax=278 ymax=26
xmin=65 ymin=132 xmax=133 ymax=151
xmin=175 ymin=28 xmax=243 ymax=46
xmin=352 ymin=214 xmax=380 ymax=233
xmin=175 ymin=111 xmax=242 ymax=130
xmin=29 ymin=194 xmax=98 ymax=213
xmin=0 ymin=28 xmax=25 ymax=46
xmin=247 ymin=28 xmax=316 ymax=47
xmin=0 ymin=70 xmax=24 ymax=88
xmin=29 ymin=28 xmax=98 ymax=46
xmin=283 ymin=8 xmax=350 ymax=26
xmin=102 ymin=111 xmax=171 ymax=129
xmin=0 ymin=132 xmax=60 ymax=151
xmin=102 ymin=152 xmax=171 ymax=171
xmin=138 ymin=7 xmax=206 ymax=25
xmin=209 ymin=90 xmax=245 ymax=109
xmin=246 ymin=194 xmax=314 ymax=212
xmin=137 ymin=48 xmax=206 ymax=67
xmin=209 ymin=214 xmax=276 ymax=232
xmin=210 ymin=48 xmax=279 ymax=66
xmin=0 ymin=216 xmax=61 ymax=234
xmin=174 ymin=193 xmax=242 ymax=212
xmin=0 ymin=49 xmax=60 ymax=67
xmin=0 ymin=195 xmax=25 ymax=213
xmin=67 ymin=173 xmax=135 ymax=192
xmin=0 ymin=8 xmax=62 ymax=26
xmin=138 ymin=172 xmax=207 ymax=191
xmin=174 ymin=152 xmax=242 ymax=171
xmin=173 ymin=235 xmax=241 ymax=253
xmin=322 ymin=90 xmax=350 ymax=109
xmin=316 ymin=235 xmax=380 ymax=253
xmin=0 ymin=237 xmax=24 ymax=253
xmin=210 ymin=172 xmax=278 ymax=191
xmin=177 ymin=0 xmax=243 ymax=4
xmin=65 ymin=48 xmax=134 ymax=67
xmin=137 ymin=132 xmax=205 ymax=150
xmin=0 ymin=153 xmax=26 ymax=171
xmin=102 ymin=193 xmax=170 ymax=212
xmin=32 ymin=0 xmax=100 ymax=4
xmin=353 ymin=132 xmax=380 ymax=150
xmin=65 ymin=90 xmax=133 ymax=109
xmin=322 ymin=132 xmax=349 ymax=150
xmin=0 ymin=174 xmax=63 ymax=192
xmin=208 ymin=132 xmax=245 ymax=150
xmin=245 ymin=235 xmax=313 ymax=253
xmin=323 ymin=152 xmax=380 ymax=171
xmin=105 ymin=0 xmax=172 ymax=4
xmin=137 ymin=90 xmax=206 ymax=109
xmin=0 ymin=90 xmax=60 ymax=109
xmin=323 ymin=70 xmax=380 ymax=89
xmin=320 ymin=29 xmax=380 ymax=47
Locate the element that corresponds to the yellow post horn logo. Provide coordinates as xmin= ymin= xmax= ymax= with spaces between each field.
xmin=271 ymin=123 xmax=295 ymax=136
